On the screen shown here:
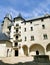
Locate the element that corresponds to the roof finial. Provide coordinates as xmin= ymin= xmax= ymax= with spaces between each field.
xmin=5 ymin=13 xmax=12 ymax=20
xmin=44 ymin=13 xmax=49 ymax=17
xmin=18 ymin=13 xmax=22 ymax=17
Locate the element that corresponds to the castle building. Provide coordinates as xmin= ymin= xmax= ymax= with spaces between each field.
xmin=0 ymin=14 xmax=50 ymax=57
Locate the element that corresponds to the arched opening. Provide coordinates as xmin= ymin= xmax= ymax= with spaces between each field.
xmin=22 ymin=45 xmax=28 ymax=56
xmin=46 ymin=44 xmax=50 ymax=52
xmin=29 ymin=44 xmax=45 ymax=56
xmin=46 ymin=43 xmax=50 ymax=55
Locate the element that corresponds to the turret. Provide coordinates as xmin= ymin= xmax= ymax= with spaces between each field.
xmin=1 ymin=13 xmax=12 ymax=37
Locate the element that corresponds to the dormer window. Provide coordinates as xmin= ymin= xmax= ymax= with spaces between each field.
xmin=30 ymin=22 xmax=32 ymax=24
xmin=24 ymin=22 xmax=26 ymax=25
xmin=41 ymin=19 xmax=44 ymax=21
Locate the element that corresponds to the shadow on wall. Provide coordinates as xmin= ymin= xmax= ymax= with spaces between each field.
xmin=0 ymin=55 xmax=50 ymax=65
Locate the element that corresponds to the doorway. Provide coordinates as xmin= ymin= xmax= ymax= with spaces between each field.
xmin=15 ymin=50 xmax=18 ymax=56
xmin=36 ymin=50 xmax=39 ymax=55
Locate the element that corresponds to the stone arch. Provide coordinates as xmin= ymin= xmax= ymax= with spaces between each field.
xmin=29 ymin=44 xmax=45 ymax=55
xmin=22 ymin=45 xmax=28 ymax=56
xmin=46 ymin=43 xmax=50 ymax=52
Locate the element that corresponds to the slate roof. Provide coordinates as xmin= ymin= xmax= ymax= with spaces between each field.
xmin=22 ymin=14 xmax=50 ymax=23
xmin=13 ymin=14 xmax=25 ymax=21
xmin=0 ymin=33 xmax=9 ymax=41
xmin=8 ymin=22 xmax=14 ymax=27
xmin=25 ymin=15 xmax=50 ymax=22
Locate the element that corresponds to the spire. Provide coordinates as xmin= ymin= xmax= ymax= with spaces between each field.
xmin=44 ymin=13 xmax=50 ymax=17
xmin=17 ymin=13 xmax=22 ymax=18
xmin=14 ymin=13 xmax=25 ymax=21
xmin=5 ymin=13 xmax=12 ymax=20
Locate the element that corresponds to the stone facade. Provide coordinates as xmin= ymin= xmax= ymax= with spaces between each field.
xmin=1 ymin=14 xmax=50 ymax=57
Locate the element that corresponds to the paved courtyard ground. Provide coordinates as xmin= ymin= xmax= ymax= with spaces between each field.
xmin=0 ymin=56 xmax=50 ymax=65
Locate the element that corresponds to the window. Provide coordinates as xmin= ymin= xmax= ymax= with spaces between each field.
xmin=31 ymin=27 xmax=33 ymax=31
xmin=15 ymin=42 xmax=18 ymax=46
xmin=25 ymin=36 xmax=27 ymax=41
xmin=31 ymin=36 xmax=34 ymax=41
xmin=24 ymin=22 xmax=26 ymax=25
xmin=16 ymin=36 xmax=18 ymax=39
xmin=9 ymin=28 xmax=11 ymax=31
xmin=41 ymin=19 xmax=44 ymax=22
xmin=16 ymin=29 xmax=18 ymax=32
xmin=30 ymin=22 xmax=32 ymax=24
xmin=42 ymin=25 xmax=45 ymax=29
xmin=43 ymin=34 xmax=48 ymax=39
xmin=24 ymin=28 xmax=26 ymax=32
xmin=7 ymin=49 xmax=9 ymax=57
xmin=19 ymin=26 xmax=21 ymax=29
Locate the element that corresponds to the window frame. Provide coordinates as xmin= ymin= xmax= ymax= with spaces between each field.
xmin=24 ymin=28 xmax=26 ymax=32
xmin=25 ymin=36 xmax=27 ymax=41
xmin=31 ymin=27 xmax=33 ymax=31
xmin=31 ymin=36 xmax=34 ymax=41
xmin=43 ymin=34 xmax=48 ymax=39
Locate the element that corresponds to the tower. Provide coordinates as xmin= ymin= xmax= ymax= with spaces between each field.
xmin=10 ymin=14 xmax=24 ymax=56
xmin=1 ymin=13 xmax=12 ymax=37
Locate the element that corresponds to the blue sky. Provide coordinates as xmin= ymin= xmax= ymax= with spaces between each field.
xmin=0 ymin=0 xmax=50 ymax=22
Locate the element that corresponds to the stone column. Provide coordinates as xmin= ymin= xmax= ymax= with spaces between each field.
xmin=19 ymin=47 xmax=24 ymax=56
xmin=45 ymin=47 xmax=46 ymax=55
xmin=13 ymin=42 xmax=14 ymax=47
xmin=28 ymin=48 xmax=29 ymax=56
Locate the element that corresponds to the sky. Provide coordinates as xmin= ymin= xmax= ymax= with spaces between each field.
xmin=0 ymin=0 xmax=50 ymax=22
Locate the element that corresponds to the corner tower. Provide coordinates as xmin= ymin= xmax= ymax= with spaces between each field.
xmin=1 ymin=13 xmax=12 ymax=37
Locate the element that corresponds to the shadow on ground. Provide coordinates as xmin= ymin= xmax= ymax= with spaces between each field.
xmin=0 ymin=55 xmax=50 ymax=65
